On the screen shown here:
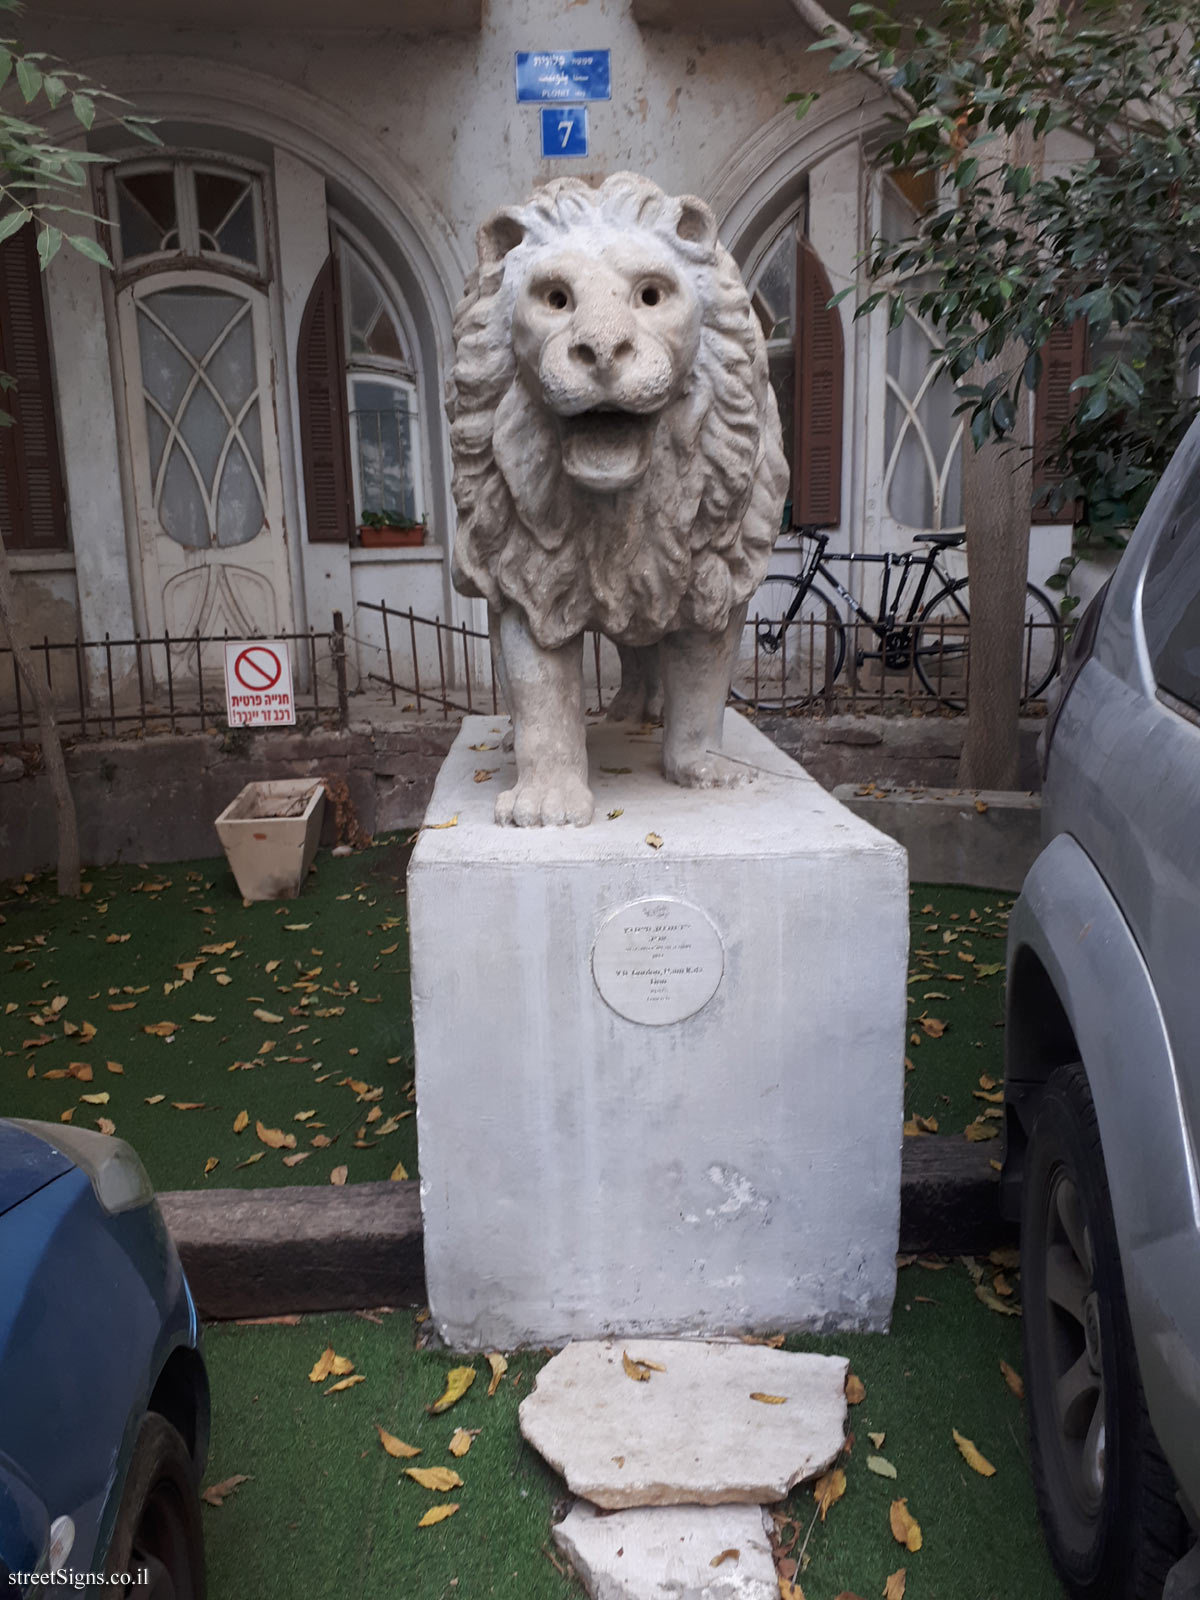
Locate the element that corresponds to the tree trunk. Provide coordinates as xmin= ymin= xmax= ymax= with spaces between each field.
xmin=0 ymin=529 xmax=80 ymax=896
xmin=958 ymin=376 xmax=1033 ymax=789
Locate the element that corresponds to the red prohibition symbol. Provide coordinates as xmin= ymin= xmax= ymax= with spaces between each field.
xmin=233 ymin=645 xmax=282 ymax=692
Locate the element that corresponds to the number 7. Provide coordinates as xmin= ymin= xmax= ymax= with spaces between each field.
xmin=559 ymin=116 xmax=573 ymax=149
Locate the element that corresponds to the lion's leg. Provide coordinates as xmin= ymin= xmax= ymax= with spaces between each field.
xmin=606 ymin=643 xmax=663 ymax=724
xmin=495 ymin=609 xmax=594 ymax=827
xmin=660 ymin=605 xmax=748 ymax=789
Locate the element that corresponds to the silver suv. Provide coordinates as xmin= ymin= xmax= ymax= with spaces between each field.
xmin=1004 ymin=419 xmax=1200 ymax=1600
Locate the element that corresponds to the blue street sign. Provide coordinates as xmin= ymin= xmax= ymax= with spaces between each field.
xmin=541 ymin=106 xmax=588 ymax=159
xmin=516 ymin=50 xmax=611 ymax=104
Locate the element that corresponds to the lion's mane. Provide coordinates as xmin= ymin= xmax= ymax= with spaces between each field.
xmin=447 ymin=173 xmax=787 ymax=651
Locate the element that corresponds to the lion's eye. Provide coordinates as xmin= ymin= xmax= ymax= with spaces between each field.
xmin=638 ymin=284 xmax=663 ymax=307
xmin=546 ymin=287 xmax=570 ymax=310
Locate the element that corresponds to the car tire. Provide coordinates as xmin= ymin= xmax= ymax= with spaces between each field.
xmin=1022 ymin=1061 xmax=1186 ymax=1600
xmin=103 ymin=1412 xmax=206 ymax=1600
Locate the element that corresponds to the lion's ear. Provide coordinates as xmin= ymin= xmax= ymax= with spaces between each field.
xmin=477 ymin=209 xmax=526 ymax=270
xmin=674 ymin=196 xmax=717 ymax=250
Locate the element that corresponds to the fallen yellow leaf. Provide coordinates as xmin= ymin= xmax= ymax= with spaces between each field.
xmin=325 ymin=1374 xmax=366 ymax=1395
xmin=204 ymin=1157 xmax=219 ymax=1176
xmin=422 ymin=816 xmax=458 ymax=831
xmin=965 ymin=1120 xmax=1000 ymax=1142
xmin=709 ymin=1548 xmax=739 ymax=1568
xmin=867 ymin=1456 xmax=897 ymax=1479
xmin=749 ymin=1392 xmax=787 ymax=1404
xmin=233 ymin=1110 xmax=249 ymax=1134
xmin=79 ymin=1021 xmax=96 ymax=1043
xmin=256 ymin=1121 xmax=296 ymax=1150
xmin=308 ymin=1347 xmax=355 ymax=1384
xmin=883 ymin=1570 xmax=906 ymax=1600
xmin=999 ymin=1359 xmax=1025 ymax=1398
xmin=405 ymin=1466 xmax=463 ymax=1492
xmin=97 ymin=1117 xmax=116 ymax=1136
xmin=889 ymin=1499 xmax=922 ymax=1552
xmin=106 ymin=1060 xmax=123 ymax=1074
xmin=79 ymin=1092 xmax=109 ymax=1105
xmin=282 ymin=1152 xmax=310 ymax=1167
xmin=330 ymin=1165 xmax=348 ymax=1186
xmin=417 ymin=1504 xmax=459 ymax=1528
xmin=143 ymin=1021 xmax=179 ymax=1037
xmin=485 ymin=1352 xmax=508 ymax=1398
xmin=845 ymin=1373 xmax=866 ymax=1405
xmin=145 ymin=1094 xmax=165 ymax=1105
xmin=254 ymin=1008 xmax=284 ymax=1024
xmin=953 ymin=1428 xmax=997 ymax=1476
xmin=201 ymin=1474 xmax=249 ymax=1507
xmin=448 ymin=1428 xmax=478 ymax=1458
xmin=389 ymin=1160 xmax=409 ymax=1181
xmin=429 ymin=1366 xmax=476 ymax=1414
xmin=623 ymin=1351 xmax=667 ymax=1382
xmin=813 ymin=1467 xmax=846 ymax=1521
xmin=172 ymin=1101 xmax=205 ymax=1111
xmin=645 ymin=831 xmax=664 ymax=850
xmin=284 ymin=923 xmax=311 ymax=931
xmin=376 ymin=1425 xmax=421 ymax=1459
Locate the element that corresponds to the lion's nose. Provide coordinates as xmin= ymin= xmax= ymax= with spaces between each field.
xmin=569 ymin=313 xmax=635 ymax=376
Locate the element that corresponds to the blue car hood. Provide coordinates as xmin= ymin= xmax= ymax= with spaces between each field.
xmin=0 ymin=1124 xmax=72 ymax=1219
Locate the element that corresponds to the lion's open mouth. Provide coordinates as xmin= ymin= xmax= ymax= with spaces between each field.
xmin=559 ymin=408 xmax=658 ymax=492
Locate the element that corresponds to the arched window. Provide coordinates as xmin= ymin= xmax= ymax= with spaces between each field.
xmin=295 ymin=233 xmax=427 ymax=544
xmin=340 ymin=241 xmax=424 ymax=530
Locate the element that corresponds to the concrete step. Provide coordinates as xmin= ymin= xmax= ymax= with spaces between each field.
xmin=160 ymin=1137 xmax=1009 ymax=1322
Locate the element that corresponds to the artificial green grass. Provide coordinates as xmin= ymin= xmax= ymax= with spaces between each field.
xmin=0 ymin=840 xmax=417 ymax=1192
xmin=199 ymin=1260 xmax=1064 ymax=1600
xmin=903 ymin=884 xmax=1014 ymax=1141
xmin=1 ymin=857 xmax=1010 ymax=1193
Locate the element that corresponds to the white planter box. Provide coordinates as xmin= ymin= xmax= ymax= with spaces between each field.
xmin=215 ymin=779 xmax=326 ymax=902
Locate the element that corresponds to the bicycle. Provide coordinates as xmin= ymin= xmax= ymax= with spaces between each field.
xmin=729 ymin=529 xmax=1064 ymax=711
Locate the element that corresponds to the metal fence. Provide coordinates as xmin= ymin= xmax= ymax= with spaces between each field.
xmin=0 ymin=597 xmax=1057 ymax=745
xmin=357 ymin=598 xmax=1059 ymax=721
xmin=0 ymin=614 xmax=349 ymax=741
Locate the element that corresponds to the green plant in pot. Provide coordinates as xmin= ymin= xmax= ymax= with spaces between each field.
xmin=358 ymin=509 xmax=426 ymax=548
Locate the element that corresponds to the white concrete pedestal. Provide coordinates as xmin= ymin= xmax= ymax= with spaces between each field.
xmin=408 ymin=711 xmax=908 ymax=1348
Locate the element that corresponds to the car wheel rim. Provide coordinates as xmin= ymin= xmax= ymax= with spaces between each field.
xmin=1043 ymin=1168 xmax=1107 ymax=1516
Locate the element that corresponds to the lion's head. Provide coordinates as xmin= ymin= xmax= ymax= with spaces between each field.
xmin=448 ymin=173 xmax=788 ymax=649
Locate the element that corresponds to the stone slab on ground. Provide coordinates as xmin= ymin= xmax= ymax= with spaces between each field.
xmin=157 ymin=1179 xmax=425 ymax=1320
xmin=834 ymin=784 xmax=1041 ymax=891
xmin=553 ymin=1502 xmax=777 ymax=1600
xmin=411 ymin=711 xmax=909 ymax=1348
xmin=519 ymin=1339 xmax=848 ymax=1509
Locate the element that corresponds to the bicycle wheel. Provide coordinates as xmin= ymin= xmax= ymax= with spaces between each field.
xmin=914 ymin=579 xmax=1063 ymax=709
xmin=730 ymin=575 xmax=846 ymax=710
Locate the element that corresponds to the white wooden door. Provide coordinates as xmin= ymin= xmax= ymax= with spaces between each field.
xmin=119 ymin=269 xmax=292 ymax=671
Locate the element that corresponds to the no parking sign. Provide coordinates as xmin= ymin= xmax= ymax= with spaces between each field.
xmin=223 ymin=640 xmax=296 ymax=727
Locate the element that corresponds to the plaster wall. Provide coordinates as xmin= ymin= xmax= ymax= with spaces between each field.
xmin=31 ymin=5 xmax=829 ymax=279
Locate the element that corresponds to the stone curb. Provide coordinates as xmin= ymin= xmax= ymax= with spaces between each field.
xmin=161 ymin=1140 xmax=1010 ymax=1323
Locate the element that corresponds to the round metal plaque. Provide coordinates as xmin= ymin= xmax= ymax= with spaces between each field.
xmin=591 ymin=897 xmax=725 ymax=1026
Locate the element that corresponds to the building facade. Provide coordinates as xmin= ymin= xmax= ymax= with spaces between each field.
xmin=3 ymin=0 xmax=1083 ymax=712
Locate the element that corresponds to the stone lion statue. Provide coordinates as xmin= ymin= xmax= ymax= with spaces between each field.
xmin=448 ymin=172 xmax=788 ymax=827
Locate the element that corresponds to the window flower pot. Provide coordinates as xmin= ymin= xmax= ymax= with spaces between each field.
xmin=358 ymin=523 xmax=424 ymax=548
xmin=215 ymin=779 xmax=325 ymax=902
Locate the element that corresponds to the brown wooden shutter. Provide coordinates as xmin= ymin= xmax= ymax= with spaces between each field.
xmin=0 ymin=225 xmax=68 ymax=552
xmin=298 ymin=253 xmax=353 ymax=543
xmin=1033 ymin=320 xmax=1089 ymax=525
xmin=793 ymin=236 xmax=844 ymax=529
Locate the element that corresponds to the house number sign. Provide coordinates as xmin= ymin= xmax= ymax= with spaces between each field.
xmin=592 ymin=898 xmax=724 ymax=1026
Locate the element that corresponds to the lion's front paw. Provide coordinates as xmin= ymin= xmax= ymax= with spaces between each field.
xmin=663 ymin=750 xmax=746 ymax=789
xmin=495 ymin=770 xmax=595 ymax=827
